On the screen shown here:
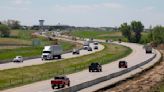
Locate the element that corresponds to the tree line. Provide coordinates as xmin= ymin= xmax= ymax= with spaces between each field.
xmin=0 ymin=20 xmax=21 ymax=37
xmin=119 ymin=21 xmax=164 ymax=45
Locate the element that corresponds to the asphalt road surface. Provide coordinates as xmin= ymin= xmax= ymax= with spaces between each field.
xmin=1 ymin=42 xmax=157 ymax=92
xmin=0 ymin=42 xmax=104 ymax=70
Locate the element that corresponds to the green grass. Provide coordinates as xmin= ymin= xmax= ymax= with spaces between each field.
xmin=0 ymin=43 xmax=132 ymax=90
xmin=159 ymin=85 xmax=164 ymax=92
xmin=70 ymin=30 xmax=125 ymax=41
xmin=0 ymin=30 xmax=76 ymax=61
xmin=0 ymin=41 xmax=75 ymax=61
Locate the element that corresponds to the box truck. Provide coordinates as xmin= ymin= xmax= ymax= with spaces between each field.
xmin=42 ymin=45 xmax=63 ymax=60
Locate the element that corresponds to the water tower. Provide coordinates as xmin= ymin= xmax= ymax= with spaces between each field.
xmin=39 ymin=20 xmax=45 ymax=31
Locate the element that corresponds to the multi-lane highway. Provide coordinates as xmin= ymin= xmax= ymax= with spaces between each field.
xmin=1 ymin=41 xmax=160 ymax=92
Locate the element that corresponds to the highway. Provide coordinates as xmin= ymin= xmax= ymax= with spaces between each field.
xmin=0 ymin=42 xmax=104 ymax=70
xmin=1 ymin=41 xmax=158 ymax=92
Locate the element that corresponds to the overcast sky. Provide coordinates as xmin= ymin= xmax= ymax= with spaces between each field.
xmin=0 ymin=0 xmax=163 ymax=28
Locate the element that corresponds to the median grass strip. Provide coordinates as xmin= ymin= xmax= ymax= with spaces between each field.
xmin=0 ymin=43 xmax=132 ymax=90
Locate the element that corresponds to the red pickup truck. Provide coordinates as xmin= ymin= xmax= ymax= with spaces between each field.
xmin=51 ymin=76 xmax=70 ymax=89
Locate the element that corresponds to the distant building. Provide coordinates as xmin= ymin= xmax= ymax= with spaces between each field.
xmin=39 ymin=20 xmax=45 ymax=31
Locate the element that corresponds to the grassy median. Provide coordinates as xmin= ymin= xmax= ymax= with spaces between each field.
xmin=0 ymin=43 xmax=132 ymax=90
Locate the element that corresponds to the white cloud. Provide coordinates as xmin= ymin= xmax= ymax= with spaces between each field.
xmin=138 ymin=6 xmax=156 ymax=12
xmin=52 ymin=3 xmax=124 ymax=12
xmin=12 ymin=0 xmax=31 ymax=5
xmin=102 ymin=3 xmax=124 ymax=9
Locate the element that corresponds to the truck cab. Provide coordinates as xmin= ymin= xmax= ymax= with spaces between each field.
xmin=51 ymin=76 xmax=70 ymax=89
xmin=89 ymin=63 xmax=102 ymax=72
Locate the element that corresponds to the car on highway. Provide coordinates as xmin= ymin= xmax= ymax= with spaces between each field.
xmin=94 ymin=42 xmax=99 ymax=45
xmin=51 ymin=76 xmax=70 ymax=89
xmin=72 ymin=49 xmax=80 ymax=54
xmin=106 ymin=40 xmax=108 ymax=43
xmin=89 ymin=62 xmax=102 ymax=72
xmin=87 ymin=47 xmax=93 ymax=51
xmin=118 ymin=39 xmax=122 ymax=43
xmin=145 ymin=45 xmax=152 ymax=53
xmin=119 ymin=61 xmax=128 ymax=68
xmin=12 ymin=56 xmax=23 ymax=63
xmin=94 ymin=46 xmax=98 ymax=50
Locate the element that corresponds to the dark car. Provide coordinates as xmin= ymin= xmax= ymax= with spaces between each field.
xmin=106 ymin=40 xmax=108 ymax=43
xmin=119 ymin=61 xmax=128 ymax=68
xmin=88 ymin=47 xmax=92 ymax=51
xmin=118 ymin=39 xmax=122 ymax=43
xmin=51 ymin=76 xmax=70 ymax=89
xmin=72 ymin=49 xmax=80 ymax=54
xmin=94 ymin=46 xmax=98 ymax=50
xmin=89 ymin=63 xmax=102 ymax=72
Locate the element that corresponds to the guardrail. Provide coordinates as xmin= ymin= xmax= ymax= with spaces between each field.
xmin=55 ymin=50 xmax=157 ymax=92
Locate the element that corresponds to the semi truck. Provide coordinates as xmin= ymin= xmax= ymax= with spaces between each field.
xmin=41 ymin=45 xmax=63 ymax=60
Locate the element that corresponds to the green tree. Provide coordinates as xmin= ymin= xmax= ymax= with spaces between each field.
xmin=119 ymin=23 xmax=131 ymax=41
xmin=152 ymin=26 xmax=164 ymax=44
xmin=131 ymin=21 xmax=144 ymax=43
xmin=0 ymin=24 xmax=10 ymax=37
xmin=5 ymin=20 xmax=21 ymax=29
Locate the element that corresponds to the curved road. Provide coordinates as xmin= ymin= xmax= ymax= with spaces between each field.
xmin=1 ymin=41 xmax=158 ymax=92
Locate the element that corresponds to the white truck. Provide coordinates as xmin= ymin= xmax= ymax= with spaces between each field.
xmin=42 ymin=45 xmax=63 ymax=60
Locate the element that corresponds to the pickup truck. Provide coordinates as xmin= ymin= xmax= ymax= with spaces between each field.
xmin=51 ymin=76 xmax=70 ymax=89
xmin=89 ymin=63 xmax=102 ymax=72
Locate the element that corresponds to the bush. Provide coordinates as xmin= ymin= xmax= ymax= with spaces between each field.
xmin=0 ymin=24 xmax=10 ymax=37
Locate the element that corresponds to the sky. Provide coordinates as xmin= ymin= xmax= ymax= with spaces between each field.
xmin=0 ymin=0 xmax=164 ymax=28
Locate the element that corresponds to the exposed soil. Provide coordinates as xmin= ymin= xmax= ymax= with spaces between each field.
xmin=96 ymin=49 xmax=164 ymax=92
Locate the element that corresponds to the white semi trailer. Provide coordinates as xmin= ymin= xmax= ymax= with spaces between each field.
xmin=42 ymin=45 xmax=63 ymax=60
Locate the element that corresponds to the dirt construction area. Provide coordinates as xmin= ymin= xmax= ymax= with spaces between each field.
xmin=97 ymin=49 xmax=164 ymax=92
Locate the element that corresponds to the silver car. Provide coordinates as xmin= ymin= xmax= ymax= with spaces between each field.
xmin=12 ymin=56 xmax=23 ymax=63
